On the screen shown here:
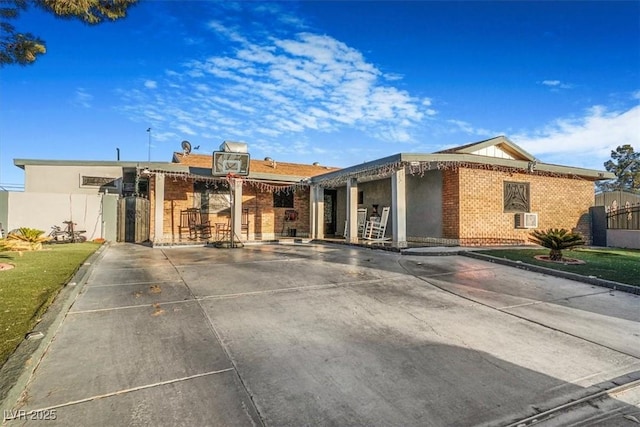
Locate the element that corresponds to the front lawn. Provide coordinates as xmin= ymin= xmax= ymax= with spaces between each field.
xmin=0 ymin=243 xmax=101 ymax=367
xmin=477 ymin=247 xmax=640 ymax=287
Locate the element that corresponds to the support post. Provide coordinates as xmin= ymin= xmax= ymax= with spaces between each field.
xmin=346 ymin=178 xmax=359 ymax=243
xmin=154 ymin=174 xmax=165 ymax=245
xmin=391 ymin=168 xmax=407 ymax=248
xmin=310 ymin=185 xmax=325 ymax=240
xmin=231 ymin=177 xmax=243 ymax=247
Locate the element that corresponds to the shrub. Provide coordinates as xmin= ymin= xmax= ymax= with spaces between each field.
xmin=0 ymin=239 xmax=15 ymax=252
xmin=7 ymin=228 xmax=51 ymax=251
xmin=529 ymin=228 xmax=585 ymax=261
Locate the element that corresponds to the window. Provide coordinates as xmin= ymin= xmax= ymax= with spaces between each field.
xmin=273 ymin=191 xmax=294 ymax=208
xmin=194 ymin=181 xmax=230 ymax=214
xmin=504 ymin=181 xmax=530 ymax=212
xmin=358 ymin=191 xmax=364 ymax=205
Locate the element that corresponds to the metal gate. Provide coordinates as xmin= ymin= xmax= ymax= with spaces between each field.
xmin=117 ymin=197 xmax=150 ymax=243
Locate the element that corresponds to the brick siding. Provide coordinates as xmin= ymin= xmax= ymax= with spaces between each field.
xmin=150 ymin=176 xmax=310 ymax=243
xmin=454 ymin=167 xmax=595 ymax=245
xmin=442 ymin=169 xmax=460 ymax=239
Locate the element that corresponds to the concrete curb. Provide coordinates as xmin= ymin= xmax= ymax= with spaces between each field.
xmin=0 ymin=243 xmax=108 ymax=414
xmin=311 ymin=239 xmax=402 ymax=253
xmin=461 ymin=251 xmax=640 ymax=296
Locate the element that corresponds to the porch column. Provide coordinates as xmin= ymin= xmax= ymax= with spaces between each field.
xmin=310 ymin=185 xmax=324 ymax=240
xmin=391 ymin=168 xmax=407 ymax=248
xmin=231 ymin=177 xmax=243 ymax=245
xmin=154 ymin=174 xmax=165 ymax=244
xmin=346 ymin=177 xmax=359 ymax=243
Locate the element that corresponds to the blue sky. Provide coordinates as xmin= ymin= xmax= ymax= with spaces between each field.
xmin=1 ymin=1 xmax=638 ymax=188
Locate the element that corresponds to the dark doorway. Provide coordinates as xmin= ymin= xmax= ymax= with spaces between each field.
xmin=324 ymin=190 xmax=337 ymax=236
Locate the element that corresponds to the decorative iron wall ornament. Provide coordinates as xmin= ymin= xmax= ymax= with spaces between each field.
xmin=504 ymin=181 xmax=530 ymax=212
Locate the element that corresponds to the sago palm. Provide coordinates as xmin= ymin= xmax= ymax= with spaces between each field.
xmin=7 ymin=228 xmax=50 ymax=250
xmin=529 ymin=228 xmax=585 ymax=261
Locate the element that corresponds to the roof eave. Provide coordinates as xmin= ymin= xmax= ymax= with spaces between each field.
xmin=310 ymin=153 xmax=613 ymax=184
xmin=310 ymin=154 xmax=403 ymax=183
xmin=13 ymin=158 xmax=173 ymax=169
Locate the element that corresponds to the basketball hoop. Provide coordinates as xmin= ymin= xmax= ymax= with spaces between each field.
xmin=212 ymin=151 xmax=250 ymax=176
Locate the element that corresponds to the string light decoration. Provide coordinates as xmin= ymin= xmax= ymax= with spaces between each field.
xmin=314 ymin=160 xmax=587 ymax=188
xmin=138 ymin=168 xmax=305 ymax=194
xmin=139 ymin=158 xmax=588 ymax=195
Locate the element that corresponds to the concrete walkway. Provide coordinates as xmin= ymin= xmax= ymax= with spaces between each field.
xmin=3 ymin=242 xmax=640 ymax=426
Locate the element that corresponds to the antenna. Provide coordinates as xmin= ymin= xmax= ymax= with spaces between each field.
xmin=181 ymin=140 xmax=192 ymax=155
xmin=146 ymin=128 xmax=152 ymax=162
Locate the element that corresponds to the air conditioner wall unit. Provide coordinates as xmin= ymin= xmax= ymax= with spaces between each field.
xmin=515 ymin=212 xmax=538 ymax=229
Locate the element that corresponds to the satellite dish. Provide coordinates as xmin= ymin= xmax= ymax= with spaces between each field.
xmin=181 ymin=140 xmax=192 ymax=155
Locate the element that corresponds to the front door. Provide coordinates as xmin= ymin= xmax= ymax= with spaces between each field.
xmin=324 ymin=190 xmax=337 ymax=236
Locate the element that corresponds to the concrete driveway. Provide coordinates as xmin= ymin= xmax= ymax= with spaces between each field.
xmin=4 ymin=243 xmax=640 ymax=426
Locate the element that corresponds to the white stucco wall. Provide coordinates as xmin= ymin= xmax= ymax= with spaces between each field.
xmin=5 ymin=192 xmax=118 ymax=241
xmin=24 ymin=165 xmax=124 ymax=194
xmin=406 ymin=170 xmax=443 ymax=239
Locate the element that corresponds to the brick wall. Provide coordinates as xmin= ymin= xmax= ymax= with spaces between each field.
xmin=152 ymin=176 xmax=311 ymax=242
xmin=455 ymin=167 xmax=595 ymax=245
xmin=442 ymin=169 xmax=460 ymax=239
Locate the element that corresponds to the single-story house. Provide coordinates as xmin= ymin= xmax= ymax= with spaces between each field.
xmin=147 ymin=152 xmax=338 ymax=243
xmin=5 ymin=152 xmax=338 ymax=244
xmin=308 ymin=136 xmax=614 ymax=247
xmin=4 ymin=136 xmax=613 ymax=247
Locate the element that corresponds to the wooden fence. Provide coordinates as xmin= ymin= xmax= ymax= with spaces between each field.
xmin=117 ymin=197 xmax=150 ymax=243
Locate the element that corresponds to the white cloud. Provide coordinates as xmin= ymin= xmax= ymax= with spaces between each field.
xmin=541 ymin=79 xmax=572 ymax=90
xmin=176 ymin=124 xmax=197 ymax=136
xmin=120 ymin=25 xmax=433 ymax=149
xmin=72 ymin=88 xmax=93 ymax=108
xmin=446 ymin=119 xmax=495 ymax=137
xmin=384 ymin=73 xmax=403 ymax=81
xmin=514 ymin=104 xmax=640 ymax=169
xmin=207 ymin=20 xmax=247 ymax=44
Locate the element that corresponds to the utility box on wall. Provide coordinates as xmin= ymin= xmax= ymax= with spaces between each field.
xmin=515 ymin=212 xmax=538 ymax=229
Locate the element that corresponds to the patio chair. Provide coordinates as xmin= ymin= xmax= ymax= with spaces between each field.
xmin=343 ymin=208 xmax=368 ymax=238
xmin=215 ymin=208 xmax=250 ymax=241
xmin=363 ymin=206 xmax=390 ymax=242
xmin=179 ymin=208 xmax=212 ymax=240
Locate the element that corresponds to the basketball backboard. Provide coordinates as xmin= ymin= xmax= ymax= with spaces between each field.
xmin=212 ymin=151 xmax=250 ymax=176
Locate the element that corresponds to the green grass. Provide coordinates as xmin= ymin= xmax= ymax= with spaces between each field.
xmin=0 ymin=243 xmax=100 ymax=367
xmin=477 ymin=247 xmax=640 ymax=287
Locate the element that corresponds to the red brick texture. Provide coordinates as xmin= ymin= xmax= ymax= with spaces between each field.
xmin=149 ymin=176 xmax=310 ymax=242
xmin=442 ymin=169 xmax=460 ymax=239
xmin=451 ymin=167 xmax=595 ymax=245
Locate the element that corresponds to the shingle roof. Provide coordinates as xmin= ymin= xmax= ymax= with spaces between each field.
xmin=172 ymin=153 xmax=339 ymax=178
